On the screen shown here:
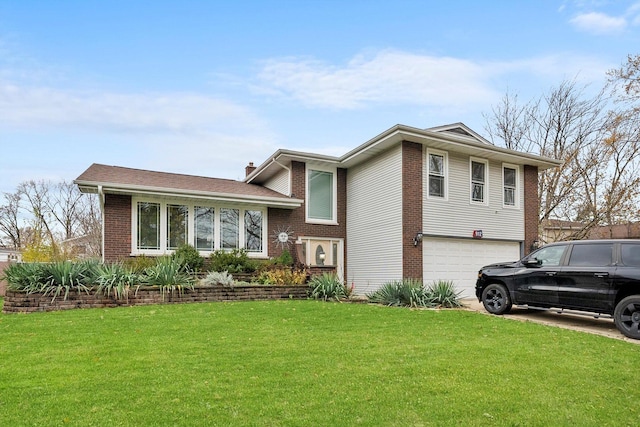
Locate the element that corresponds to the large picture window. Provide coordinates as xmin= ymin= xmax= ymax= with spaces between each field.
xmin=308 ymin=169 xmax=334 ymax=222
xmin=132 ymin=199 xmax=266 ymax=256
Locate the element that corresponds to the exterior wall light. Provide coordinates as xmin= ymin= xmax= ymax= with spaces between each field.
xmin=413 ymin=232 xmax=423 ymax=247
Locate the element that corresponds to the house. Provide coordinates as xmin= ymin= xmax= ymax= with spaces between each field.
xmin=75 ymin=123 xmax=561 ymax=298
xmin=0 ymin=247 xmax=21 ymax=296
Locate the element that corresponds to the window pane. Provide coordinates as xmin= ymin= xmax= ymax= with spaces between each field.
xmin=195 ymin=206 xmax=215 ymax=251
xmin=472 ymin=161 xmax=485 ymax=182
xmin=429 ymin=176 xmax=444 ymax=197
xmin=137 ymin=202 xmax=160 ymax=250
xmin=531 ymin=245 xmax=567 ymax=267
xmin=504 ymin=187 xmax=515 ymax=206
xmin=221 ymin=208 xmax=239 ymax=250
xmin=244 ymin=210 xmax=263 ymax=252
xmin=504 ymin=167 xmax=516 ymax=187
xmin=167 ymin=204 xmax=188 ymax=250
xmin=621 ymin=244 xmax=640 ymax=267
xmin=472 ymin=183 xmax=484 ymax=202
xmin=309 ymin=170 xmax=333 ymax=220
xmin=429 ymin=154 xmax=443 ymax=175
xmin=569 ymin=244 xmax=613 ymax=266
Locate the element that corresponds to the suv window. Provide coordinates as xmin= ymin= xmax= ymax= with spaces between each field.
xmin=531 ymin=245 xmax=566 ymax=266
xmin=568 ymin=244 xmax=613 ymax=266
xmin=621 ymin=244 xmax=640 ymax=266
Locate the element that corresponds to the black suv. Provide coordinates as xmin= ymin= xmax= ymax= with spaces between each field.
xmin=475 ymin=240 xmax=640 ymax=339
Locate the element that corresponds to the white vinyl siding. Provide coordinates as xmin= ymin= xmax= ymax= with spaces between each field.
xmin=424 ymin=149 xmax=524 ymax=241
xmin=347 ymin=146 xmax=403 ymax=295
xmin=423 ymin=238 xmax=521 ymax=299
xmin=263 ymin=167 xmax=290 ymax=196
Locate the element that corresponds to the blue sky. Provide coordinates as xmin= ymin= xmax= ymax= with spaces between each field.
xmin=1 ymin=0 xmax=639 ymax=194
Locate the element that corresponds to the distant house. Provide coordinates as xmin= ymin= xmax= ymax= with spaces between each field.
xmin=0 ymin=248 xmax=21 ymax=297
xmin=75 ymin=123 xmax=560 ymax=298
xmin=540 ymin=219 xmax=585 ymax=244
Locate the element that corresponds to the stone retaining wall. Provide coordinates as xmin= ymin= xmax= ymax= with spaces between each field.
xmin=3 ymin=285 xmax=309 ymax=313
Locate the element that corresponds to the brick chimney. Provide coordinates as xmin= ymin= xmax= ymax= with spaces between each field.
xmin=245 ymin=162 xmax=256 ymax=177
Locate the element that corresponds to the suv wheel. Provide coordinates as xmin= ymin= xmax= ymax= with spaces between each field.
xmin=481 ymin=283 xmax=512 ymax=315
xmin=614 ymin=296 xmax=640 ymax=339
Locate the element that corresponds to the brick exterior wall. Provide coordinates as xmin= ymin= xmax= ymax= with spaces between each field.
xmin=267 ymin=161 xmax=347 ymax=276
xmin=104 ymin=194 xmax=132 ymax=262
xmin=3 ymin=285 xmax=309 ymax=313
xmin=524 ymin=165 xmax=539 ymax=255
xmin=402 ymin=141 xmax=423 ymax=279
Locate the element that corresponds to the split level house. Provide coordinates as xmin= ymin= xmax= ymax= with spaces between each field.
xmin=75 ymin=123 xmax=561 ymax=298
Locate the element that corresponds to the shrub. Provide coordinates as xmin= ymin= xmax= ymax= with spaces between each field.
xmin=209 ymin=249 xmax=259 ymax=273
xmin=309 ymin=273 xmax=349 ymax=301
xmin=271 ymin=249 xmax=294 ymax=266
xmin=202 ymin=270 xmax=235 ymax=287
xmin=172 ymin=244 xmax=204 ymax=272
xmin=256 ymin=267 xmax=307 ymax=285
xmin=123 ymin=255 xmax=156 ymax=273
xmin=367 ymin=279 xmax=434 ymax=308
xmin=95 ymin=263 xmax=140 ymax=300
xmin=426 ymin=280 xmax=463 ymax=308
xmin=142 ymin=256 xmax=195 ymax=299
xmin=2 ymin=262 xmax=48 ymax=292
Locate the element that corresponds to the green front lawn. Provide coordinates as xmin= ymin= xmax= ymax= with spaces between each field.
xmin=1 ymin=300 xmax=638 ymax=426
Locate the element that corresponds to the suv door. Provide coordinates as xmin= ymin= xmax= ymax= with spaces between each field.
xmin=556 ymin=242 xmax=615 ymax=312
xmin=610 ymin=243 xmax=640 ymax=313
xmin=512 ymin=244 xmax=568 ymax=307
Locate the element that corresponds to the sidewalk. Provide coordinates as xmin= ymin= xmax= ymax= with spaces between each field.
xmin=462 ymin=298 xmax=638 ymax=344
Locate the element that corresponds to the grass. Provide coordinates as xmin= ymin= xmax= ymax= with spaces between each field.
xmin=0 ymin=300 xmax=639 ymax=426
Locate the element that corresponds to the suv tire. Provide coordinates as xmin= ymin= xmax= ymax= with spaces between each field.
xmin=614 ymin=295 xmax=640 ymax=339
xmin=481 ymin=283 xmax=512 ymax=315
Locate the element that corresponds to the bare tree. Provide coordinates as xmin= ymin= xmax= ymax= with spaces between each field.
xmin=0 ymin=191 xmax=22 ymax=249
xmin=483 ymin=89 xmax=535 ymax=152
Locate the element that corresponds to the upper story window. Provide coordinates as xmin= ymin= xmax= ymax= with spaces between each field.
xmin=427 ymin=150 xmax=447 ymax=199
xmin=133 ymin=199 xmax=266 ymax=257
xmin=470 ymin=158 xmax=488 ymax=204
xmin=306 ymin=166 xmax=337 ymax=224
xmin=503 ymin=164 xmax=518 ymax=208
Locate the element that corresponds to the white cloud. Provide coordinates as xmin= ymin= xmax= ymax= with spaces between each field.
xmin=569 ymin=11 xmax=627 ymax=34
xmin=255 ymin=50 xmax=612 ymax=111
xmin=256 ymin=50 xmax=498 ymax=110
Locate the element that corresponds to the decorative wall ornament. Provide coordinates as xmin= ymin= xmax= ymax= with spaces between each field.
xmin=272 ymin=226 xmax=294 ymax=249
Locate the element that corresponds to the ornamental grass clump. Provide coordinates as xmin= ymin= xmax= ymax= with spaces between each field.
xmin=426 ymin=280 xmax=463 ymax=308
xmin=95 ymin=262 xmax=140 ymax=300
xmin=256 ymin=267 xmax=307 ymax=285
xmin=367 ymin=279 xmax=434 ymax=308
xmin=309 ymin=273 xmax=350 ymax=301
xmin=2 ymin=262 xmax=48 ymax=292
xmin=142 ymin=256 xmax=195 ymax=299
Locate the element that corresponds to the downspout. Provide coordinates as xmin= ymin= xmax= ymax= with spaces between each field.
xmin=98 ymin=185 xmax=105 ymax=263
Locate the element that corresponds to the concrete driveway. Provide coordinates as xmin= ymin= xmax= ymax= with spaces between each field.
xmin=463 ymin=298 xmax=640 ymax=344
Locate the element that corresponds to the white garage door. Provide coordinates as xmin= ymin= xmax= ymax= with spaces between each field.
xmin=423 ymin=238 xmax=521 ymax=300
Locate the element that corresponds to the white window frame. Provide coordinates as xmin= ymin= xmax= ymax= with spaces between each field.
xmin=469 ymin=157 xmax=489 ymax=206
xmin=305 ymin=164 xmax=338 ymax=225
xmin=131 ymin=197 xmax=268 ymax=257
xmin=502 ymin=163 xmax=520 ymax=209
xmin=426 ymin=148 xmax=448 ymax=200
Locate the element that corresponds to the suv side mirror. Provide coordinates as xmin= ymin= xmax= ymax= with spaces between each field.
xmin=523 ymin=258 xmax=541 ymax=267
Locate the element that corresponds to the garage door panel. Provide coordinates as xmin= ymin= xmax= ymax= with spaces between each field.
xmin=423 ymin=238 xmax=520 ymax=299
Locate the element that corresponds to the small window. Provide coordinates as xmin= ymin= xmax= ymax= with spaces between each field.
xmin=137 ymin=202 xmax=160 ymax=250
xmin=428 ymin=152 xmax=446 ymax=198
xmin=503 ymin=166 xmax=517 ymax=207
xmin=568 ymin=244 xmax=613 ymax=267
xmin=471 ymin=160 xmax=487 ymax=204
